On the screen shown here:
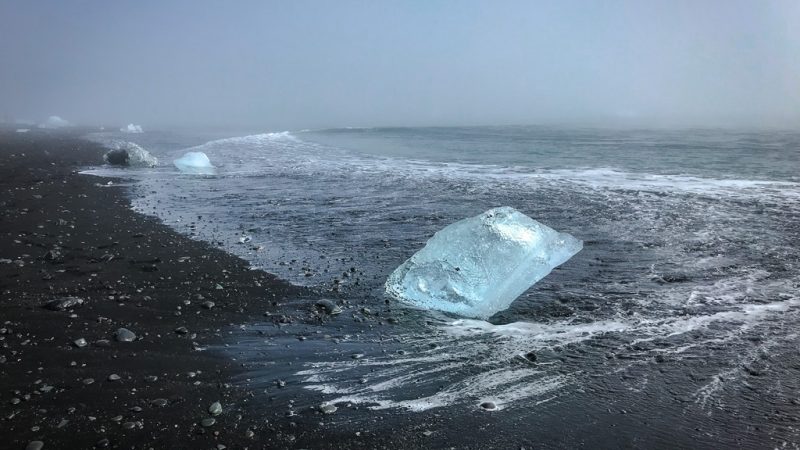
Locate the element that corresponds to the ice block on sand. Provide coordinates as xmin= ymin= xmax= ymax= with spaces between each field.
xmin=385 ymin=207 xmax=582 ymax=319
xmin=173 ymin=152 xmax=215 ymax=175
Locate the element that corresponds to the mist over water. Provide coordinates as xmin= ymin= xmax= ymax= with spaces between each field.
xmin=82 ymin=125 xmax=800 ymax=446
xmin=2 ymin=1 xmax=800 ymax=129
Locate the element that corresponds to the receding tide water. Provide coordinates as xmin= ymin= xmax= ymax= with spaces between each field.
xmin=85 ymin=126 xmax=800 ymax=448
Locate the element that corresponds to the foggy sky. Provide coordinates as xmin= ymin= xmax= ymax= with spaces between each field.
xmin=1 ymin=0 xmax=798 ymax=130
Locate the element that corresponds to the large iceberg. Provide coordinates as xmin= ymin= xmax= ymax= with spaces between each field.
xmin=104 ymin=141 xmax=158 ymax=167
xmin=173 ymin=151 xmax=215 ymax=174
xmin=385 ymin=207 xmax=582 ymax=319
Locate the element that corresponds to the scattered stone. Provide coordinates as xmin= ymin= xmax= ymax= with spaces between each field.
xmin=480 ymin=401 xmax=497 ymax=411
xmin=73 ymin=338 xmax=88 ymax=348
xmin=208 ymin=401 xmax=223 ymax=416
xmin=319 ymin=403 xmax=337 ymax=415
xmin=10 ymin=398 xmax=21 ymax=405
xmin=26 ymin=441 xmax=44 ymax=450
xmin=122 ymin=421 xmax=136 ymax=430
xmin=151 ymin=398 xmax=168 ymax=407
xmin=96 ymin=438 xmax=110 ymax=448
xmin=523 ymin=351 xmax=537 ymax=363
xmin=82 ymin=378 xmax=95 ymax=385
xmin=201 ymin=301 xmax=215 ymax=310
xmin=114 ymin=328 xmax=136 ymax=342
xmin=107 ymin=374 xmax=121 ymax=381
xmin=144 ymin=375 xmax=158 ymax=383
xmin=201 ymin=418 xmax=216 ymax=427
xmin=174 ymin=326 xmax=189 ymax=335
xmin=44 ymin=297 xmax=84 ymax=311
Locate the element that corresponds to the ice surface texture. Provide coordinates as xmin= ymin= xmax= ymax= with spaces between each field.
xmin=104 ymin=141 xmax=157 ymax=167
xmin=386 ymin=206 xmax=582 ymax=319
xmin=173 ymin=152 xmax=215 ymax=174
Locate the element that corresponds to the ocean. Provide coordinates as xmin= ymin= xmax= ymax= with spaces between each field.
xmin=84 ymin=126 xmax=800 ymax=447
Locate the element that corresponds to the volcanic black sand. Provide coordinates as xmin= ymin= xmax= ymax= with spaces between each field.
xmin=0 ymin=128 xmax=317 ymax=449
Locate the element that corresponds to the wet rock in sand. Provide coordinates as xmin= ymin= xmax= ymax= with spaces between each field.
xmin=107 ymin=374 xmax=121 ymax=381
xmin=208 ymin=401 xmax=223 ymax=416
xmin=316 ymin=299 xmax=342 ymax=315
xmin=480 ymin=401 xmax=497 ymax=411
xmin=201 ymin=418 xmax=216 ymax=427
xmin=174 ymin=326 xmax=189 ymax=335
xmin=26 ymin=441 xmax=44 ymax=450
xmin=45 ymin=297 xmax=84 ymax=311
xmin=73 ymin=338 xmax=88 ymax=348
xmin=114 ymin=328 xmax=136 ymax=342
xmin=319 ymin=403 xmax=338 ymax=414
xmin=201 ymin=301 xmax=215 ymax=310
xmin=151 ymin=398 xmax=168 ymax=407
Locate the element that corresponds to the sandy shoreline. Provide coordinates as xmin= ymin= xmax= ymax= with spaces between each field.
xmin=0 ymin=129 xmax=316 ymax=448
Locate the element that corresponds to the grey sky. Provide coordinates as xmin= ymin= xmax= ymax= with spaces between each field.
xmin=1 ymin=0 xmax=798 ymax=129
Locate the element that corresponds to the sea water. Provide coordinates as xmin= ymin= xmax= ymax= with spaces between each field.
xmin=83 ymin=126 xmax=800 ymax=447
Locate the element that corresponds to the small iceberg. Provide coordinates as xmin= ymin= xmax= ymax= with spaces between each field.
xmin=120 ymin=124 xmax=144 ymax=133
xmin=385 ymin=206 xmax=582 ymax=319
xmin=173 ymin=151 xmax=215 ymax=175
xmin=38 ymin=116 xmax=70 ymax=129
xmin=104 ymin=141 xmax=158 ymax=167
xmin=15 ymin=128 xmax=30 ymax=133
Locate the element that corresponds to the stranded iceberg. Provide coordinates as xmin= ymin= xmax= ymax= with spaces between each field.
xmin=104 ymin=141 xmax=158 ymax=167
xmin=173 ymin=151 xmax=215 ymax=174
xmin=386 ymin=206 xmax=582 ymax=319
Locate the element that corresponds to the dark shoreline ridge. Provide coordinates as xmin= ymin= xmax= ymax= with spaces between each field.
xmin=0 ymin=129 xmax=314 ymax=448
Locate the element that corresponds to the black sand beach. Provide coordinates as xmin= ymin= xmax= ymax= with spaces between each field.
xmin=0 ymin=129 xmax=313 ymax=448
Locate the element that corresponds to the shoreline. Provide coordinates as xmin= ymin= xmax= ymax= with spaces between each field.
xmin=0 ymin=129 xmax=311 ymax=448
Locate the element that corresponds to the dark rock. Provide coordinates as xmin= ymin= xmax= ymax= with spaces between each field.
xmin=73 ymin=338 xmax=88 ymax=348
xmin=26 ymin=441 xmax=44 ymax=450
xmin=151 ymin=398 xmax=168 ymax=407
xmin=315 ymin=299 xmax=342 ymax=315
xmin=174 ymin=326 xmax=189 ymax=335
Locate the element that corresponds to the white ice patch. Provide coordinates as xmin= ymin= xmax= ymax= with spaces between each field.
xmin=173 ymin=151 xmax=215 ymax=175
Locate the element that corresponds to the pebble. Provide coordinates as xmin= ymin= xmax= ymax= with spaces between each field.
xmin=144 ymin=375 xmax=158 ymax=383
xmin=174 ymin=326 xmax=189 ymax=335
xmin=209 ymin=401 xmax=223 ymax=416
xmin=151 ymin=398 xmax=169 ymax=407
xmin=114 ymin=328 xmax=136 ymax=342
xmin=122 ymin=421 xmax=136 ymax=430
xmin=26 ymin=441 xmax=44 ymax=450
xmin=95 ymin=438 xmax=110 ymax=448
xmin=107 ymin=374 xmax=121 ymax=381
xmin=202 ymin=301 xmax=215 ymax=310
xmin=201 ymin=418 xmax=216 ymax=427
xmin=73 ymin=338 xmax=88 ymax=348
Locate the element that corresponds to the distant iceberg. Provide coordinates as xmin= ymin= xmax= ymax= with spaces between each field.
xmin=104 ymin=141 xmax=158 ymax=167
xmin=386 ymin=207 xmax=582 ymax=319
xmin=174 ymin=151 xmax=215 ymax=174
xmin=38 ymin=116 xmax=70 ymax=129
xmin=120 ymin=124 xmax=144 ymax=133
xmin=15 ymin=128 xmax=30 ymax=133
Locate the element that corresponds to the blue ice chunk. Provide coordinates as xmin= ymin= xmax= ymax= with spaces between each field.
xmin=385 ymin=207 xmax=582 ymax=319
xmin=173 ymin=152 xmax=215 ymax=175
